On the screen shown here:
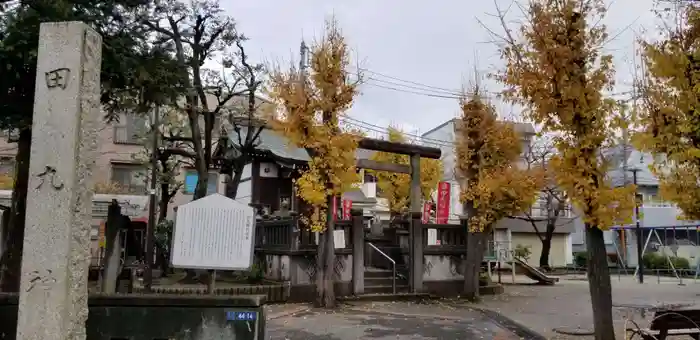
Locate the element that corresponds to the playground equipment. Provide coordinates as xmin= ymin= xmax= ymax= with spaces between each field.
xmin=509 ymin=257 xmax=559 ymax=285
xmin=611 ymin=225 xmax=700 ymax=283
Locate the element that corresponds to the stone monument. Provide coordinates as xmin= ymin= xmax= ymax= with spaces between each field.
xmin=15 ymin=22 xmax=101 ymax=340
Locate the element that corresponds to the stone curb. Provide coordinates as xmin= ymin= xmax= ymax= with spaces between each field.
xmin=265 ymin=305 xmax=311 ymax=320
xmin=342 ymin=304 xmax=488 ymax=322
xmin=441 ymin=302 xmax=547 ymax=340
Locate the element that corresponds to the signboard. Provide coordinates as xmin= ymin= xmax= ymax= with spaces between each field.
xmin=436 ymin=182 xmax=451 ymax=224
xmin=342 ymin=199 xmax=352 ymax=220
xmin=422 ymin=202 xmax=431 ymax=223
xmin=225 ymin=309 xmax=262 ymax=340
xmin=333 ymin=229 xmax=346 ymax=249
xmin=427 ymin=228 xmax=438 ymax=245
xmin=171 ymin=194 xmax=255 ymax=270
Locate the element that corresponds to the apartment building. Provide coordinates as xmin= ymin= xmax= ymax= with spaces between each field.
xmin=422 ymin=118 xmax=577 ymax=268
xmin=0 ymin=97 xmax=241 ymax=265
xmin=586 ymin=145 xmax=700 ymax=268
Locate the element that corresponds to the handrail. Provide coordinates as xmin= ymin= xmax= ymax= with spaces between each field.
xmin=367 ymin=242 xmax=396 ymax=294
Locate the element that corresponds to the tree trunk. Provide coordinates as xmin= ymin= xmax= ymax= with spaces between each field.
xmin=0 ymin=207 xmax=8 ymax=259
xmin=224 ymin=160 xmax=245 ymax=199
xmin=315 ymin=200 xmax=336 ymax=308
xmin=101 ymin=201 xmax=122 ymax=293
xmin=539 ymin=236 xmax=552 ymax=270
xmin=0 ymin=128 xmax=31 ymax=292
xmin=463 ymin=231 xmax=488 ymax=301
xmin=156 ymin=184 xmax=171 ymax=277
xmin=586 ymin=224 xmax=615 ymax=340
xmin=157 ymin=247 xmax=170 ymax=278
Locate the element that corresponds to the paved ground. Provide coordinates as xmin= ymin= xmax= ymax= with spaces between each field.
xmin=265 ymin=275 xmax=700 ymax=339
xmin=473 ymin=274 xmax=700 ymax=339
xmin=265 ymin=301 xmax=529 ymax=339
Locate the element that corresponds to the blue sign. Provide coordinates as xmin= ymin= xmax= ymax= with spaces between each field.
xmin=184 ymin=172 xmax=198 ymax=193
xmin=226 ymin=311 xmax=257 ymax=321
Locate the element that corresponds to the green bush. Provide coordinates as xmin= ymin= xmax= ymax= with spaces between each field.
xmin=642 ymin=252 xmax=690 ymax=270
xmin=672 ymin=256 xmax=690 ymax=269
xmin=244 ymin=262 xmax=265 ymax=283
xmin=513 ymin=244 xmax=532 ymax=261
xmin=574 ymin=252 xmax=587 ymax=268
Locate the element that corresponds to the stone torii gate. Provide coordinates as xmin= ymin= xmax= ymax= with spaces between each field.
xmin=354 ymin=138 xmax=442 ymax=293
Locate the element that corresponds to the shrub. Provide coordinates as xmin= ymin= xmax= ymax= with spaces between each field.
xmin=672 ymin=256 xmax=690 ymax=269
xmin=574 ymin=252 xmax=587 ymax=268
xmin=513 ymin=244 xmax=532 ymax=261
xmin=244 ymin=262 xmax=264 ymax=283
xmin=642 ymin=252 xmax=690 ymax=270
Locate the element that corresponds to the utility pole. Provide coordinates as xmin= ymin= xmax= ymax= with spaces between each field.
xmin=144 ymin=104 xmax=160 ymax=292
xmin=299 ymin=40 xmax=308 ymax=78
xmin=632 ymin=168 xmax=644 ymax=284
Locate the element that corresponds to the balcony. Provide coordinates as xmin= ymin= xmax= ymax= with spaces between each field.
xmin=636 ymin=203 xmax=700 ymax=228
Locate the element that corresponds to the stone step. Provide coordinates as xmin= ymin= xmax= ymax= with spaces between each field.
xmin=364 ymin=276 xmax=409 ymax=287
xmin=364 ymin=267 xmax=408 ymax=279
xmin=364 ymin=268 xmax=394 ymax=278
xmin=363 ymin=284 xmax=411 ymax=294
xmin=339 ymin=292 xmax=434 ymax=303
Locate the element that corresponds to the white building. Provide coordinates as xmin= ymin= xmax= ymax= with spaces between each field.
xmin=422 ymin=119 xmax=576 ymax=268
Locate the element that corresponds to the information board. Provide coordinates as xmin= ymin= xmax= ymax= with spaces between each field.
xmin=171 ymin=194 xmax=256 ymax=270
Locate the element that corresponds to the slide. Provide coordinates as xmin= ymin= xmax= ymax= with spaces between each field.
xmin=510 ymin=257 xmax=559 ymax=285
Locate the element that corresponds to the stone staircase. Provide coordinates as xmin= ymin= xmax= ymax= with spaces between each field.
xmin=364 ymin=267 xmax=409 ymax=294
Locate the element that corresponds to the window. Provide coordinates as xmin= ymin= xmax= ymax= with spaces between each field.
xmin=114 ymin=113 xmax=148 ymax=144
xmin=183 ymin=170 xmax=218 ymax=195
xmin=111 ymin=164 xmax=147 ymax=194
xmin=530 ymin=193 xmax=571 ymax=218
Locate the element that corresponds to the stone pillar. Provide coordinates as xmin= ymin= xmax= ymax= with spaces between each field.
xmin=409 ymin=154 xmax=423 ymax=292
xmin=16 ymin=22 xmax=101 ymax=340
xmin=351 ymin=209 xmax=364 ymax=295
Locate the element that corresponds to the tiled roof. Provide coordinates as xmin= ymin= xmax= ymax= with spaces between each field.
xmin=342 ymin=188 xmax=377 ymax=204
xmin=230 ymin=127 xmax=375 ymax=162
xmin=494 ymin=216 xmax=577 ymax=234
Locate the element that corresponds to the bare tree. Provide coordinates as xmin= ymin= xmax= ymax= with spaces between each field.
xmin=141 ymin=0 xmax=268 ymax=292
xmin=143 ymin=0 xmax=245 ymax=200
xmin=217 ymin=39 xmax=265 ymax=199
xmin=508 ymin=139 xmax=574 ymax=270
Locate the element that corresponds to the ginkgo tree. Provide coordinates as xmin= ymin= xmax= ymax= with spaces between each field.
xmin=455 ymin=89 xmax=544 ymax=301
xmin=496 ymin=0 xmax=636 ymax=338
xmin=269 ymin=20 xmax=361 ymax=308
xmin=370 ymin=127 xmax=442 ymax=218
xmin=636 ymin=4 xmax=700 ymax=220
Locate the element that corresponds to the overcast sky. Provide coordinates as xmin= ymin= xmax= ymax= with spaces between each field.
xmin=221 ymin=0 xmax=659 ymax=139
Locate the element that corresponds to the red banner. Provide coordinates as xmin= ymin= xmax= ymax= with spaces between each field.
xmin=422 ymin=202 xmax=430 ymax=223
xmin=342 ymin=199 xmax=352 ymax=220
xmin=436 ymin=182 xmax=451 ymax=224
xmin=332 ymin=197 xmax=339 ymax=221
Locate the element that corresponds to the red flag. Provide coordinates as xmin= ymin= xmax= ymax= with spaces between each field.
xmin=436 ymin=182 xmax=451 ymax=224
xmin=342 ymin=199 xmax=352 ymax=220
xmin=422 ymin=202 xmax=430 ymax=223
